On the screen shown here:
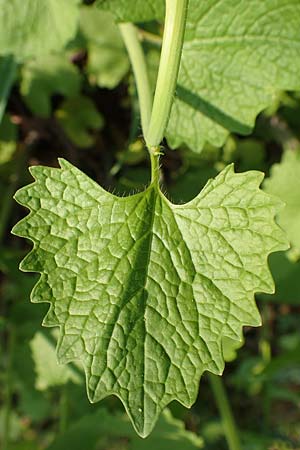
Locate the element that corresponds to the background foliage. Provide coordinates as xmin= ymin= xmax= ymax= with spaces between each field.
xmin=0 ymin=1 xmax=300 ymax=449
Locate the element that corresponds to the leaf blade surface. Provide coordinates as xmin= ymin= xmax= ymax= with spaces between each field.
xmin=12 ymin=159 xmax=287 ymax=436
xmin=96 ymin=0 xmax=165 ymax=22
xmin=167 ymin=0 xmax=300 ymax=151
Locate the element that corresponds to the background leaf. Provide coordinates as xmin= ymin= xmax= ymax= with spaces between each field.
xmin=55 ymin=96 xmax=104 ymax=148
xmin=0 ymin=0 xmax=80 ymax=60
xmin=264 ymin=149 xmax=300 ymax=252
xmin=0 ymin=115 xmax=17 ymax=165
xmin=47 ymin=408 xmax=203 ymax=450
xmin=222 ymin=336 xmax=244 ymax=363
xmin=96 ymin=0 xmax=165 ymax=22
xmin=30 ymin=331 xmax=82 ymax=391
xmin=80 ymin=7 xmax=129 ymax=89
xmin=167 ymin=0 xmax=300 ymax=152
xmin=259 ymin=252 xmax=300 ymax=305
xmin=21 ymin=54 xmax=81 ymax=118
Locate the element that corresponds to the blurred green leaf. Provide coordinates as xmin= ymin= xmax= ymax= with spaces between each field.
xmin=280 ymin=92 xmax=300 ymax=139
xmin=96 ymin=0 xmax=165 ymax=22
xmin=17 ymin=381 xmax=51 ymax=423
xmin=223 ymin=138 xmax=266 ymax=172
xmin=0 ymin=0 xmax=80 ymax=60
xmin=260 ymin=252 xmax=300 ymax=305
xmin=168 ymin=162 xmax=218 ymax=203
xmin=114 ymin=167 xmax=150 ymax=195
xmin=80 ymin=7 xmax=129 ymax=89
xmin=9 ymin=297 xmax=52 ymax=423
xmin=243 ymin=140 xmax=265 ymax=170
xmin=222 ymin=336 xmax=244 ymax=363
xmin=0 ymin=409 xmax=22 ymax=442
xmin=0 ymin=114 xmax=17 ymax=165
xmin=262 ymin=346 xmax=300 ymax=380
xmin=9 ymin=444 xmax=40 ymax=450
xmin=21 ymin=54 xmax=81 ymax=118
xmin=264 ymin=150 xmax=300 ymax=253
xmin=30 ymin=331 xmax=82 ymax=390
xmin=47 ymin=408 xmax=203 ymax=450
xmin=55 ymin=96 xmax=104 ymax=148
xmin=240 ymin=431 xmax=277 ymax=450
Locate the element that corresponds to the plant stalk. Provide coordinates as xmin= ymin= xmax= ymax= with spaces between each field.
xmin=150 ymin=149 xmax=161 ymax=185
xmin=145 ymin=0 xmax=189 ymax=148
xmin=0 ymin=56 xmax=17 ymax=123
xmin=119 ymin=23 xmax=153 ymax=137
xmin=0 ymin=151 xmax=26 ymax=244
xmin=209 ymin=374 xmax=242 ymax=450
xmin=59 ymin=387 xmax=68 ymax=434
xmin=138 ymin=29 xmax=162 ymax=47
xmin=2 ymin=326 xmax=15 ymax=450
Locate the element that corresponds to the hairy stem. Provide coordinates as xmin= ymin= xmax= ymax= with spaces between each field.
xmin=150 ymin=148 xmax=161 ymax=185
xmin=145 ymin=0 xmax=189 ymax=148
xmin=209 ymin=374 xmax=242 ymax=450
xmin=119 ymin=23 xmax=152 ymax=136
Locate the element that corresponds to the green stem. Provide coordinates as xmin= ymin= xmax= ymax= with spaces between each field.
xmin=2 ymin=326 xmax=15 ymax=450
xmin=138 ymin=29 xmax=162 ymax=47
xmin=209 ymin=374 xmax=242 ymax=450
xmin=150 ymin=150 xmax=161 ymax=185
xmin=59 ymin=387 xmax=68 ymax=434
xmin=145 ymin=0 xmax=189 ymax=148
xmin=0 ymin=151 xmax=26 ymax=244
xmin=0 ymin=183 xmax=17 ymax=244
xmin=258 ymin=303 xmax=271 ymax=429
xmin=0 ymin=56 xmax=17 ymax=123
xmin=119 ymin=23 xmax=153 ymax=137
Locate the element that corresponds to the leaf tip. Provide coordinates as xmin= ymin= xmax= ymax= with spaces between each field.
xmin=58 ymin=157 xmax=72 ymax=170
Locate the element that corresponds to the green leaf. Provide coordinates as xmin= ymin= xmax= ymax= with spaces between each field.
xmin=167 ymin=0 xmax=300 ymax=151
xmin=0 ymin=114 xmax=17 ymax=165
xmin=20 ymin=54 xmax=81 ymax=118
xmin=48 ymin=408 xmax=203 ymax=450
xmin=222 ymin=336 xmax=244 ymax=363
xmin=264 ymin=150 xmax=300 ymax=252
xmin=55 ymin=96 xmax=104 ymax=148
xmin=0 ymin=410 xmax=22 ymax=442
xmin=12 ymin=159 xmax=287 ymax=436
xmin=96 ymin=0 xmax=165 ymax=22
xmin=224 ymin=138 xmax=266 ymax=173
xmin=168 ymin=165 xmax=218 ymax=204
xmin=30 ymin=331 xmax=82 ymax=390
xmin=0 ymin=0 xmax=80 ymax=61
xmin=80 ymin=7 xmax=129 ymax=89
